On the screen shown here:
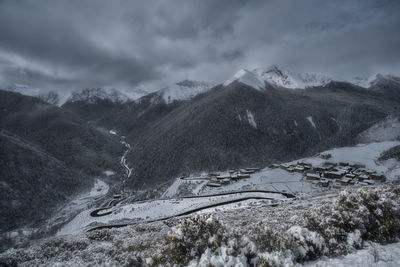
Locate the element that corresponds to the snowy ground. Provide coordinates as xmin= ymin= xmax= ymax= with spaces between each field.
xmin=305 ymin=242 xmax=400 ymax=267
xmin=162 ymin=177 xmax=209 ymax=198
xmin=44 ymin=179 xmax=109 ymax=232
xmin=57 ymin=191 xmax=290 ymax=235
xmin=358 ymin=115 xmax=400 ymax=143
xmin=4 ymin=185 xmax=400 ymax=266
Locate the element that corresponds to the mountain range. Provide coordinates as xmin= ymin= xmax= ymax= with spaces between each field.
xmin=61 ymin=66 xmax=400 ymax=188
xmin=1 ymin=65 xmax=400 ymax=233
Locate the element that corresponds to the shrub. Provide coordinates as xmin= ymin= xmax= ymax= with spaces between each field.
xmin=305 ymin=185 xmax=400 ymax=255
xmin=151 ymin=215 xmax=231 ymax=266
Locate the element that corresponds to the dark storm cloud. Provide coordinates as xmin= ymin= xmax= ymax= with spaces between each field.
xmin=0 ymin=0 xmax=399 ymax=96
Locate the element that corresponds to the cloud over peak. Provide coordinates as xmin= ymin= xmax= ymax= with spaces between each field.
xmin=0 ymin=0 xmax=399 ymax=96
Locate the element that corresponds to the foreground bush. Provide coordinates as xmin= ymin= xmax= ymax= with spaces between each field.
xmin=150 ymin=185 xmax=400 ymax=266
xmin=150 ymin=215 xmax=252 ymax=266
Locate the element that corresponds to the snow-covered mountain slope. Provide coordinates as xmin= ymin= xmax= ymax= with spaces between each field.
xmin=223 ymin=65 xmax=332 ymax=90
xmin=253 ymin=65 xmax=333 ymax=89
xmin=156 ymin=80 xmax=214 ymax=104
xmin=68 ymin=88 xmax=130 ymax=104
xmin=223 ymin=69 xmax=265 ymax=90
xmin=351 ymin=76 xmax=376 ymax=88
xmin=5 ymin=83 xmax=41 ymax=96
xmin=358 ymin=116 xmax=400 ymax=142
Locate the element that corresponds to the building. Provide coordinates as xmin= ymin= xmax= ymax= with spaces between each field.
xmin=324 ymin=171 xmax=345 ymax=179
xmin=306 ymin=173 xmax=320 ymax=180
xmin=293 ymin=166 xmax=305 ymax=173
xmin=318 ymin=178 xmax=330 ymax=187
xmin=315 ymin=153 xmax=331 ymax=159
xmin=371 ymin=173 xmax=384 ymax=180
xmin=220 ymin=178 xmax=230 ymax=185
xmin=324 ymin=162 xmax=338 ymax=168
xmin=339 ymin=177 xmax=352 ymax=185
xmin=216 ymin=175 xmax=230 ymax=180
xmin=207 ymin=182 xmax=221 ymax=187
xmin=313 ymin=166 xmax=328 ymax=172
xmin=345 ymin=173 xmax=356 ymax=179
xmin=303 ymin=165 xmax=312 ymax=170
xmin=279 ymin=163 xmax=291 ymax=170
xmin=246 ymin=167 xmax=260 ymax=172
xmin=363 ymin=179 xmax=376 ymax=185
xmin=240 ymin=169 xmax=254 ymax=174
xmin=358 ymin=174 xmax=369 ymax=181
xmin=351 ymin=163 xmax=366 ymax=169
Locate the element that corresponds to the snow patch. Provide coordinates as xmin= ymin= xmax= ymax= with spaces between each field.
xmin=305 ymin=242 xmax=400 ymax=267
xmin=351 ymin=75 xmax=377 ymax=88
xmin=246 ymin=110 xmax=257 ymax=128
xmin=306 ymin=116 xmax=316 ymax=128
xmin=158 ymin=80 xmax=213 ymax=104
xmin=103 ymin=170 xmax=115 ymax=177
xmin=358 ymin=116 xmax=400 ymax=142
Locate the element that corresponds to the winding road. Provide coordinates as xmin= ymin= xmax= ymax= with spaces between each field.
xmin=87 ymin=190 xmax=295 ymax=232
xmin=86 ymin=132 xmax=297 ymax=232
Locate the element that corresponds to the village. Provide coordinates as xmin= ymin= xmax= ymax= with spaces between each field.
xmin=199 ymin=152 xmax=385 ymax=189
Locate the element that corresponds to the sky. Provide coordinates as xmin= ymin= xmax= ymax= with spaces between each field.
xmin=0 ymin=0 xmax=399 ymax=98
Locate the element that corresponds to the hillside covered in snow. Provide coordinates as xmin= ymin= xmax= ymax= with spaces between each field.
xmin=2 ymin=184 xmax=400 ymax=266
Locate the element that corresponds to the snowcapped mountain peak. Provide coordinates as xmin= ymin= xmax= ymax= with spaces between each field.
xmin=158 ymin=80 xmax=214 ymax=104
xmin=253 ymin=66 xmax=332 ymax=89
xmin=351 ymin=75 xmax=380 ymax=88
xmin=262 ymin=64 xmax=286 ymax=77
xmin=224 ymin=66 xmax=332 ymax=90
xmin=223 ymin=69 xmax=265 ymax=90
xmin=68 ymin=88 xmax=130 ymax=104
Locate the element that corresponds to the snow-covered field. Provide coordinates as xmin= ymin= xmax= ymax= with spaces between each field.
xmin=358 ymin=116 xmax=400 ymax=143
xmin=57 ymin=191 xmax=290 ymax=235
xmin=44 ymin=179 xmax=109 ymax=231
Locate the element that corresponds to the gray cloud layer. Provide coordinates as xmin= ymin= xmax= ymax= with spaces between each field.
xmin=0 ymin=0 xmax=399 ymax=96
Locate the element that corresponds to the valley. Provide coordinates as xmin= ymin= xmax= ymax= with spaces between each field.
xmin=1 ymin=2 xmax=400 ymax=265
xmin=1 ymin=67 xmax=400 ymax=266
xmin=51 ymin=141 xmax=399 ymax=239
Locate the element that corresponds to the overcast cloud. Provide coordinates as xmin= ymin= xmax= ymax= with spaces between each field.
xmin=0 ymin=0 xmax=399 ymax=97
